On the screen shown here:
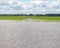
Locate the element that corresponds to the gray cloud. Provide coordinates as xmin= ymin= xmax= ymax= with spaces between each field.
xmin=0 ymin=0 xmax=60 ymax=14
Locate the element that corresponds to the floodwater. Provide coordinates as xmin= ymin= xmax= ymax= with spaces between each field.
xmin=0 ymin=20 xmax=60 ymax=48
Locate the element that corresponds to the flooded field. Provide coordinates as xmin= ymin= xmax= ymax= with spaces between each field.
xmin=0 ymin=20 xmax=60 ymax=48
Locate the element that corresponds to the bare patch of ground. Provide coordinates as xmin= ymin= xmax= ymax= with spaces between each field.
xmin=0 ymin=20 xmax=60 ymax=48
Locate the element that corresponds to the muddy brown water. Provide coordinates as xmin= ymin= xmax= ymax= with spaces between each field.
xmin=0 ymin=20 xmax=60 ymax=48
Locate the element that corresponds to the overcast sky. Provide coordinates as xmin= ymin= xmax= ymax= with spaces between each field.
xmin=0 ymin=0 xmax=60 ymax=14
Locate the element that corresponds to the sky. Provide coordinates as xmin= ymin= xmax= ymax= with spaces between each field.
xmin=0 ymin=0 xmax=60 ymax=14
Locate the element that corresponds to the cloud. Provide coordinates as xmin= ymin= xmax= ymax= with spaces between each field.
xmin=0 ymin=0 xmax=60 ymax=14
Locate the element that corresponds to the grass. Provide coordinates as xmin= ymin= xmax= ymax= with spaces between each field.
xmin=0 ymin=16 xmax=60 ymax=21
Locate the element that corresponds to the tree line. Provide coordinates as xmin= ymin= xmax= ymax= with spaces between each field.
xmin=0 ymin=14 xmax=60 ymax=16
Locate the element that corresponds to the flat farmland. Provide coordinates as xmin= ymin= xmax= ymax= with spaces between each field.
xmin=0 ymin=16 xmax=60 ymax=21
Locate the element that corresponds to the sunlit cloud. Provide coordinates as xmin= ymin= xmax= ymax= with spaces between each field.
xmin=0 ymin=0 xmax=60 ymax=14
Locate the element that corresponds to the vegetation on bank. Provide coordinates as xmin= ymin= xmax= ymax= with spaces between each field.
xmin=0 ymin=16 xmax=60 ymax=21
